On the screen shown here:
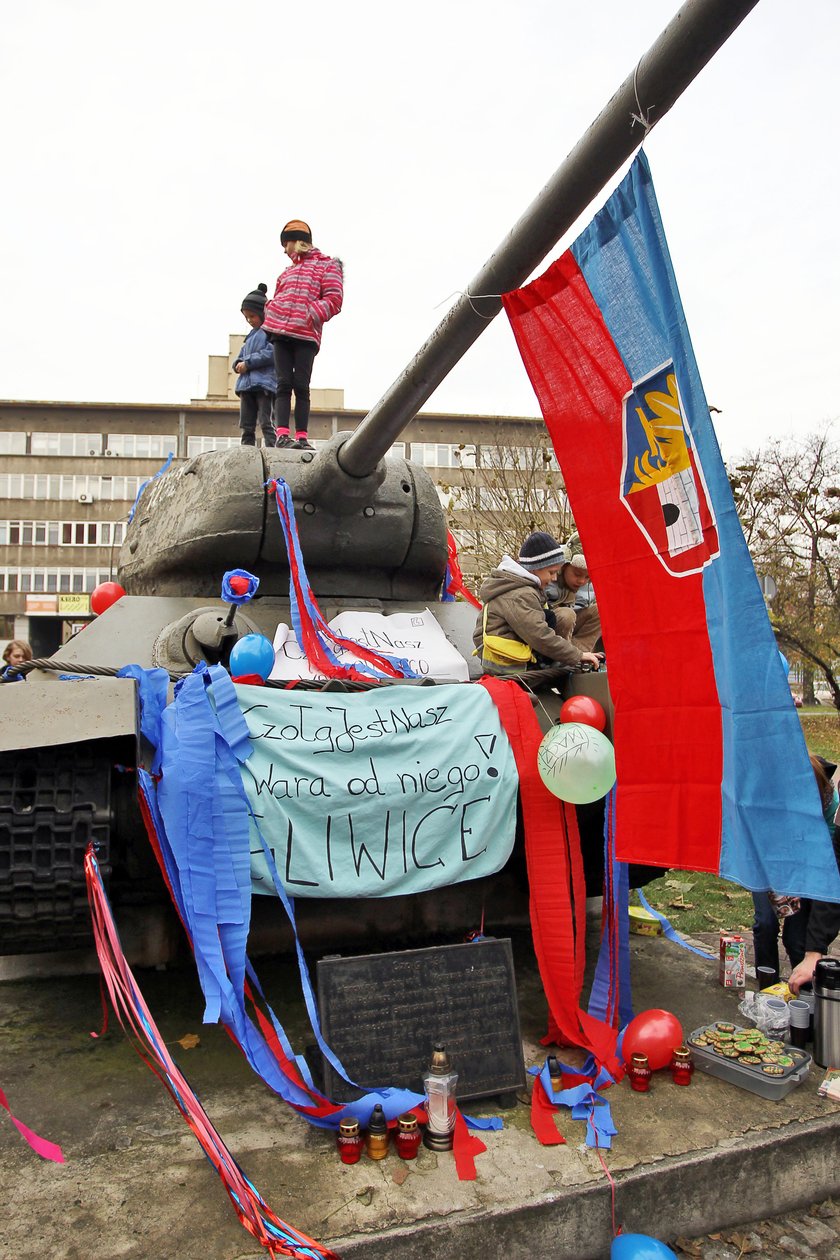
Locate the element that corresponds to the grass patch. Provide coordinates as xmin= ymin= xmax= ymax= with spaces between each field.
xmin=636 ymin=711 xmax=838 ymax=935
xmin=799 ymin=708 xmax=840 ymax=763
xmin=635 ymin=871 xmax=753 ymax=936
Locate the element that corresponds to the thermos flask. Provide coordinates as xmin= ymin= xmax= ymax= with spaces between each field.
xmin=813 ymin=958 xmax=840 ymax=1068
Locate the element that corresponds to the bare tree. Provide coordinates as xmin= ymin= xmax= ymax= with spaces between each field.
xmin=439 ymin=429 xmax=574 ymax=583
xmin=730 ymin=427 xmax=840 ymax=712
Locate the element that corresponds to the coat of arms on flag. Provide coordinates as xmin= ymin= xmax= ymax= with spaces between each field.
xmin=621 ymin=360 xmax=719 ymax=576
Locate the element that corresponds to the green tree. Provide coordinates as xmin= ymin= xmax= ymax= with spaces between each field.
xmin=730 ymin=427 xmax=840 ymax=713
xmin=439 ymin=429 xmax=574 ymax=584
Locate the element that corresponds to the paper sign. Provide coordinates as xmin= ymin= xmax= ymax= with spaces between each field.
xmin=238 ymin=682 xmax=517 ymax=898
xmin=268 ymin=608 xmax=469 ymax=683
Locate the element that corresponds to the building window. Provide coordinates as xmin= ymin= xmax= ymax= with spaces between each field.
xmin=107 ymin=434 xmax=177 ymax=458
xmin=413 ymin=443 xmax=463 ymax=469
xmin=0 ymin=474 xmax=141 ymax=500
xmin=0 ymin=434 xmax=26 ymax=455
xmin=31 ymin=433 xmax=101 ymax=457
xmin=187 ymin=436 xmax=240 ymax=455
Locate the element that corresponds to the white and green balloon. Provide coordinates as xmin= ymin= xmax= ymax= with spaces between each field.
xmin=537 ymin=722 xmax=616 ymax=804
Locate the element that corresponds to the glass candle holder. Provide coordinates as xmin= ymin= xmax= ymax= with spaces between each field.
xmin=670 ymin=1045 xmax=694 ymax=1086
xmin=364 ymin=1103 xmax=390 ymax=1160
xmin=394 ymin=1112 xmax=422 ymax=1160
xmin=628 ymin=1052 xmax=651 ymax=1092
xmin=423 ymin=1044 xmax=458 ymax=1151
xmin=337 ymin=1118 xmax=364 ymax=1164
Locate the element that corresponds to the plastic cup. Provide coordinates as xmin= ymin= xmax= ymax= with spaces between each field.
xmin=788 ymin=998 xmax=811 ymax=1048
xmin=761 ymin=996 xmax=789 ymax=1037
xmin=756 ymin=966 xmax=777 ymax=991
xmin=799 ymin=984 xmax=816 ymax=1035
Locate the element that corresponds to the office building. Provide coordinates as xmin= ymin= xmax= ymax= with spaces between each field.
xmin=0 ymin=336 xmax=564 ymax=656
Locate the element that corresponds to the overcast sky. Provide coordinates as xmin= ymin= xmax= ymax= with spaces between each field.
xmin=1 ymin=0 xmax=837 ymax=460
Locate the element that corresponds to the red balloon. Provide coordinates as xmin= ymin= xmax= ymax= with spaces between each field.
xmin=559 ymin=694 xmax=607 ymax=731
xmin=622 ymin=1009 xmax=683 ymax=1071
xmin=90 ymin=581 xmax=126 ymax=616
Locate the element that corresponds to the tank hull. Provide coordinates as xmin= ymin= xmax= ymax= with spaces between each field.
xmin=0 ymin=605 xmax=640 ymax=962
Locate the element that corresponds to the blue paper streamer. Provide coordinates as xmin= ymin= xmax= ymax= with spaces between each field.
xmin=533 ymin=1058 xmax=617 ymax=1149
xmin=588 ymin=789 xmax=634 ymax=1028
xmin=269 ymin=477 xmax=419 ymax=680
xmin=636 ymin=889 xmax=717 ymax=960
xmin=137 ymin=661 xmax=467 ymax=1128
xmin=118 ymin=664 xmax=170 ymax=775
xmin=221 ymin=569 xmax=260 ymax=605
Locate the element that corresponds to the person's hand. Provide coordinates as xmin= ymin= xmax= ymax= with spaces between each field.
xmin=789 ymin=951 xmax=821 ymax=995
xmin=579 ymin=652 xmax=603 ymax=670
xmin=234 ymin=361 xmax=247 ymax=374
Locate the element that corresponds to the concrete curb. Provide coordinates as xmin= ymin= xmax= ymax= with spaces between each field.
xmin=328 ymin=1114 xmax=840 ymax=1259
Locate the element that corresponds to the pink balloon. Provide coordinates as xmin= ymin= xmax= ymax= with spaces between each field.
xmin=90 ymin=581 xmax=126 ymax=615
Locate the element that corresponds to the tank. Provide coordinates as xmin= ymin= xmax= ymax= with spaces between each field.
xmin=0 ymin=0 xmax=757 ymax=958
xmin=0 ymin=430 xmax=614 ymax=959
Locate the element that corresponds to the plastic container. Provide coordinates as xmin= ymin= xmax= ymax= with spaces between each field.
xmin=629 ymin=906 xmax=662 ymax=936
xmin=688 ymin=1024 xmax=811 ymax=1099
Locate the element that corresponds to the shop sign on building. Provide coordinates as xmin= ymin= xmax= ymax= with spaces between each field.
xmin=58 ymin=594 xmax=91 ymax=616
xmin=25 ymin=595 xmax=59 ymax=616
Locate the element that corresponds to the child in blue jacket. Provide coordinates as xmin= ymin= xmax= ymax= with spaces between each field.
xmin=233 ymin=284 xmax=277 ymax=447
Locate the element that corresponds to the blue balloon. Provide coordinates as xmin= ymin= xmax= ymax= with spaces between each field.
xmin=611 ymin=1235 xmax=678 ymax=1260
xmin=778 ymin=649 xmax=789 ymax=673
xmin=229 ymin=633 xmax=275 ymax=680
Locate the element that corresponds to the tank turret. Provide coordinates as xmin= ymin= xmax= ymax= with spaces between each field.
xmin=119 ymin=438 xmax=447 ymax=605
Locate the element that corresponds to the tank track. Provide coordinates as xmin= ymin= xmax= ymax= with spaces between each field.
xmin=0 ymin=741 xmax=113 ymax=953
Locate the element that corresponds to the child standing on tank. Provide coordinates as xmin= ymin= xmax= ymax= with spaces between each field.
xmin=263 ymin=220 xmax=343 ymax=450
xmin=233 ymin=284 xmax=277 ymax=448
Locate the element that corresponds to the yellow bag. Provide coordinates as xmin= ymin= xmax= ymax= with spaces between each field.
xmin=478 ymin=605 xmax=535 ymax=666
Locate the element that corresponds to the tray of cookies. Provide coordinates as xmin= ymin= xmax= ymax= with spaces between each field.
xmin=688 ymin=1021 xmax=812 ymax=1099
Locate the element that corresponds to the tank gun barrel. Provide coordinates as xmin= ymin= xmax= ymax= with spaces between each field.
xmin=339 ymin=0 xmax=759 ymax=479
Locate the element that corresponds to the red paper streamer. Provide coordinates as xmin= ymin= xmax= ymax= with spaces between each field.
xmin=529 ymin=1077 xmax=566 ymax=1147
xmin=0 ymin=1086 xmax=64 ymax=1163
xmin=480 ymin=677 xmax=620 ymax=1074
xmin=445 ymin=531 xmax=481 ymax=608
xmin=452 ymin=1108 xmax=487 ymax=1180
xmin=84 ymin=845 xmax=338 ymax=1260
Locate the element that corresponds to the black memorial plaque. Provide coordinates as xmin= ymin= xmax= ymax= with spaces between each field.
xmin=316 ymin=937 xmax=525 ymax=1103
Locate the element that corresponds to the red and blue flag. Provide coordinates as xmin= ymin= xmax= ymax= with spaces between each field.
xmin=503 ymin=152 xmax=839 ymax=899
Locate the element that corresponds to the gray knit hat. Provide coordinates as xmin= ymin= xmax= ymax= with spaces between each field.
xmin=241 ymin=282 xmax=268 ymax=314
xmin=518 ymin=531 xmax=566 ymax=571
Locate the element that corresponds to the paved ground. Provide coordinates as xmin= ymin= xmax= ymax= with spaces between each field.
xmin=674 ymin=1198 xmax=840 ymax=1257
xmin=2 ymin=921 xmax=840 ymax=1259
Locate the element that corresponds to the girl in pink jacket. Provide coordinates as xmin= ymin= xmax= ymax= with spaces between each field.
xmin=262 ymin=219 xmax=344 ymax=449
